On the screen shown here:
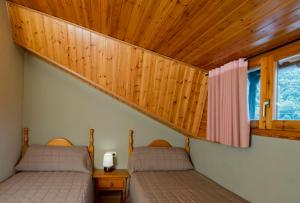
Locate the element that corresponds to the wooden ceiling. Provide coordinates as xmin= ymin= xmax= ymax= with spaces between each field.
xmin=9 ymin=0 xmax=300 ymax=70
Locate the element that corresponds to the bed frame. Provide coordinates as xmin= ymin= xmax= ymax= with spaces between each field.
xmin=21 ymin=128 xmax=95 ymax=167
xmin=128 ymin=129 xmax=190 ymax=156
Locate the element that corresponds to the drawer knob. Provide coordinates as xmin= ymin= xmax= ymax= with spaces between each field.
xmin=110 ymin=182 xmax=114 ymax=187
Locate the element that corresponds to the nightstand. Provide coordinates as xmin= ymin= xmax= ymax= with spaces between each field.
xmin=93 ymin=169 xmax=129 ymax=203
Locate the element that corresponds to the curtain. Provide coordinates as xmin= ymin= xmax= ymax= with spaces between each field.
xmin=207 ymin=58 xmax=250 ymax=148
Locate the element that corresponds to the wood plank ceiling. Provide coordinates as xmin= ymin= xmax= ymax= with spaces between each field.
xmin=8 ymin=0 xmax=300 ymax=70
xmin=7 ymin=2 xmax=208 ymax=139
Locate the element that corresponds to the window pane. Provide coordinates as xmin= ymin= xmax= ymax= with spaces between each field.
xmin=276 ymin=55 xmax=300 ymax=120
xmin=248 ymin=68 xmax=261 ymax=120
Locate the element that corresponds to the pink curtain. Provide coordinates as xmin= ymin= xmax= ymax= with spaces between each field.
xmin=207 ymin=59 xmax=250 ymax=148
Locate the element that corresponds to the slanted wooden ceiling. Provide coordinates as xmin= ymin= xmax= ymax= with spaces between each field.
xmin=7 ymin=2 xmax=208 ymax=139
xmin=9 ymin=0 xmax=300 ymax=70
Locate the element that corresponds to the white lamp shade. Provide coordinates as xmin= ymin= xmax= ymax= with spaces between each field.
xmin=103 ymin=152 xmax=114 ymax=167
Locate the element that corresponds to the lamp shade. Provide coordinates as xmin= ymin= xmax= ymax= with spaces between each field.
xmin=103 ymin=152 xmax=114 ymax=168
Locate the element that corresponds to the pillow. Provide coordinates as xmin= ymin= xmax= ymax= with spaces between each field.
xmin=16 ymin=145 xmax=92 ymax=173
xmin=128 ymin=147 xmax=193 ymax=174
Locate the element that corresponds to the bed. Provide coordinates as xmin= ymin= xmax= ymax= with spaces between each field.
xmin=127 ymin=130 xmax=248 ymax=203
xmin=0 ymin=128 xmax=95 ymax=203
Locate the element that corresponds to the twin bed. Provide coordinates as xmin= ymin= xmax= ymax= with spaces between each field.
xmin=127 ymin=132 xmax=247 ymax=203
xmin=0 ymin=128 xmax=247 ymax=203
xmin=0 ymin=128 xmax=95 ymax=203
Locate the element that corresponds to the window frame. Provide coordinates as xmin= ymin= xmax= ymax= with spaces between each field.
xmin=248 ymin=40 xmax=300 ymax=140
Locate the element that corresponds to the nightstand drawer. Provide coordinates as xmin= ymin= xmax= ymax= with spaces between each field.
xmin=97 ymin=178 xmax=124 ymax=189
xmin=93 ymin=169 xmax=129 ymax=203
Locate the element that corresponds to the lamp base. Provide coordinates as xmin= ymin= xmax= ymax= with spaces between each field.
xmin=104 ymin=166 xmax=114 ymax=172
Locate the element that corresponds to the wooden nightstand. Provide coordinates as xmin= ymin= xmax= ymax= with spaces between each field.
xmin=93 ymin=169 xmax=129 ymax=203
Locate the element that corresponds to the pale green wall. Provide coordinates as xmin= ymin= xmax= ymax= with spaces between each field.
xmin=22 ymin=53 xmax=184 ymax=169
xmin=0 ymin=0 xmax=24 ymax=181
xmin=190 ymin=135 xmax=300 ymax=203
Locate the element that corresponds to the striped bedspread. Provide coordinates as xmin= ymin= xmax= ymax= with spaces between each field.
xmin=129 ymin=170 xmax=248 ymax=203
xmin=0 ymin=172 xmax=93 ymax=203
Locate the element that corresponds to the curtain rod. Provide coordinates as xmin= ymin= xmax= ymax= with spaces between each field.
xmin=205 ymin=58 xmax=247 ymax=76
xmin=204 ymin=39 xmax=300 ymax=76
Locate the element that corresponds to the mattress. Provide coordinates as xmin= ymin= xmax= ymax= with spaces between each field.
xmin=129 ymin=170 xmax=248 ymax=203
xmin=0 ymin=171 xmax=93 ymax=203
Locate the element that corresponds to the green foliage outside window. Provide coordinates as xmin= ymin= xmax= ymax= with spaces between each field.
xmin=276 ymin=62 xmax=300 ymax=120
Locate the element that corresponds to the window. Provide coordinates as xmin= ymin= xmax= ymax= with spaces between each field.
xmin=248 ymin=68 xmax=260 ymax=120
xmin=248 ymin=40 xmax=300 ymax=139
xmin=276 ymin=54 xmax=300 ymax=120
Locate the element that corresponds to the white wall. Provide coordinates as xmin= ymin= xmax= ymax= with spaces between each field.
xmin=22 ymin=53 xmax=184 ymax=169
xmin=190 ymin=135 xmax=300 ymax=203
xmin=0 ymin=0 xmax=24 ymax=181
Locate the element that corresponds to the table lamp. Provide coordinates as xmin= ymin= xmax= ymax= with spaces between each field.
xmin=103 ymin=152 xmax=116 ymax=172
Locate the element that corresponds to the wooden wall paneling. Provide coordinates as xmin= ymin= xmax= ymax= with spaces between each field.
xmin=175 ymin=67 xmax=192 ymax=127
xmin=9 ymin=0 xmax=300 ymax=70
xmin=124 ymin=46 xmax=135 ymax=101
xmin=139 ymin=52 xmax=152 ymax=109
xmin=67 ymin=25 xmax=76 ymax=72
xmin=95 ymin=34 xmax=107 ymax=88
xmin=53 ymin=20 xmax=64 ymax=66
xmin=183 ymin=71 xmax=201 ymax=131
xmin=29 ymin=12 xmax=43 ymax=54
xmin=90 ymin=33 xmax=97 ymax=82
xmin=132 ymin=48 xmax=144 ymax=105
xmin=21 ymin=7 xmax=33 ymax=47
xmin=61 ymin=23 xmax=70 ymax=68
xmin=191 ymin=76 xmax=208 ymax=135
xmin=83 ymin=28 xmax=91 ymax=79
xmin=198 ymin=102 xmax=207 ymax=138
xmin=7 ymin=2 xmax=208 ymax=139
xmin=169 ymin=63 xmax=184 ymax=123
xmin=163 ymin=62 xmax=179 ymax=121
xmin=121 ymin=44 xmax=132 ymax=98
xmin=155 ymin=59 xmax=168 ymax=117
xmin=150 ymin=59 xmax=163 ymax=114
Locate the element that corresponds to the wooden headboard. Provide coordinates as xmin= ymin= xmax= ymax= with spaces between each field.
xmin=22 ymin=128 xmax=95 ymax=167
xmin=128 ymin=129 xmax=190 ymax=156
